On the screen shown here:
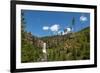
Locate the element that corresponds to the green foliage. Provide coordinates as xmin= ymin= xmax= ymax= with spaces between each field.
xmin=21 ymin=27 xmax=90 ymax=62
xmin=42 ymin=27 xmax=90 ymax=61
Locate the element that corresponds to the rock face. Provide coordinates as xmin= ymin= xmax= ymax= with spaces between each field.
xmin=25 ymin=32 xmax=44 ymax=49
xmin=25 ymin=32 xmax=33 ymax=44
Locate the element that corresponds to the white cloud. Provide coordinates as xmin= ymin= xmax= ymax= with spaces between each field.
xmin=80 ymin=15 xmax=87 ymax=22
xmin=43 ymin=26 xmax=49 ymax=30
xmin=50 ymin=24 xmax=60 ymax=32
xmin=67 ymin=28 xmax=71 ymax=32
xmin=42 ymin=24 xmax=61 ymax=35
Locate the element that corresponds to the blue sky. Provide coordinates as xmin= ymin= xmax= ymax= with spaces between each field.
xmin=21 ymin=10 xmax=90 ymax=37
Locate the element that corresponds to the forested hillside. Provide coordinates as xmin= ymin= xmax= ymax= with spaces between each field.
xmin=21 ymin=26 xmax=90 ymax=62
xmin=41 ymin=27 xmax=90 ymax=61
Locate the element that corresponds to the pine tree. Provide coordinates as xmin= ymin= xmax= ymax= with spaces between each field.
xmin=71 ymin=17 xmax=75 ymax=31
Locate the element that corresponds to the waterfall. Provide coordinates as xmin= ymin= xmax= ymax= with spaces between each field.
xmin=43 ymin=43 xmax=46 ymax=54
xmin=41 ymin=42 xmax=47 ymax=61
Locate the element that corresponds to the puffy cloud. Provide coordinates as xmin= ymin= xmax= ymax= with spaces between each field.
xmin=50 ymin=24 xmax=60 ymax=32
xmin=66 ymin=28 xmax=71 ymax=32
xmin=80 ymin=15 xmax=87 ymax=22
xmin=42 ymin=24 xmax=60 ymax=35
xmin=43 ymin=26 xmax=49 ymax=30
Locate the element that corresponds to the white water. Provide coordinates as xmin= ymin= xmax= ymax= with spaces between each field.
xmin=41 ymin=42 xmax=47 ymax=61
xmin=42 ymin=43 xmax=46 ymax=54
